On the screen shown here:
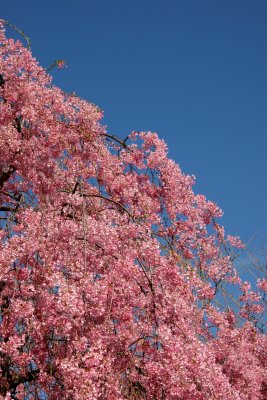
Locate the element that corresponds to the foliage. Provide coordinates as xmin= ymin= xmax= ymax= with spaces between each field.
xmin=0 ymin=21 xmax=266 ymax=399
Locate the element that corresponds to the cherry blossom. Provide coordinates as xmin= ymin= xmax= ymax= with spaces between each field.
xmin=0 ymin=20 xmax=266 ymax=399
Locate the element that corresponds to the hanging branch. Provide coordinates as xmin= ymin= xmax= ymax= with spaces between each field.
xmin=1 ymin=19 xmax=31 ymax=49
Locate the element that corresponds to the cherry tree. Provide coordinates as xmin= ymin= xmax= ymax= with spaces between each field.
xmin=0 ymin=21 xmax=266 ymax=400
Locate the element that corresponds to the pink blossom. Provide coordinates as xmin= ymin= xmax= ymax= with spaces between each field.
xmin=257 ymin=278 xmax=267 ymax=291
xmin=227 ymin=234 xmax=245 ymax=248
xmin=56 ymin=59 xmax=66 ymax=69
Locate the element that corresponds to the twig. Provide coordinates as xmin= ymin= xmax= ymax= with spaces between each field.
xmin=101 ymin=133 xmax=130 ymax=150
xmin=2 ymin=20 xmax=31 ymax=49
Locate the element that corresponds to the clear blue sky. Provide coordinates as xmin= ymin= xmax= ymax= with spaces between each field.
xmin=2 ymin=0 xmax=267 ymax=245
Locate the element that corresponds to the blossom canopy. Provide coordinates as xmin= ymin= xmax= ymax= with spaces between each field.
xmin=0 ymin=21 xmax=266 ymax=400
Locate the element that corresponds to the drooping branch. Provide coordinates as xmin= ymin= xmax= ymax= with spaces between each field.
xmin=59 ymin=187 xmax=135 ymax=220
xmin=1 ymin=19 xmax=31 ymax=49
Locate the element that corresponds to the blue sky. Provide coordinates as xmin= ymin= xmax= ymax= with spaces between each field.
xmin=2 ymin=0 xmax=267 ymax=246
